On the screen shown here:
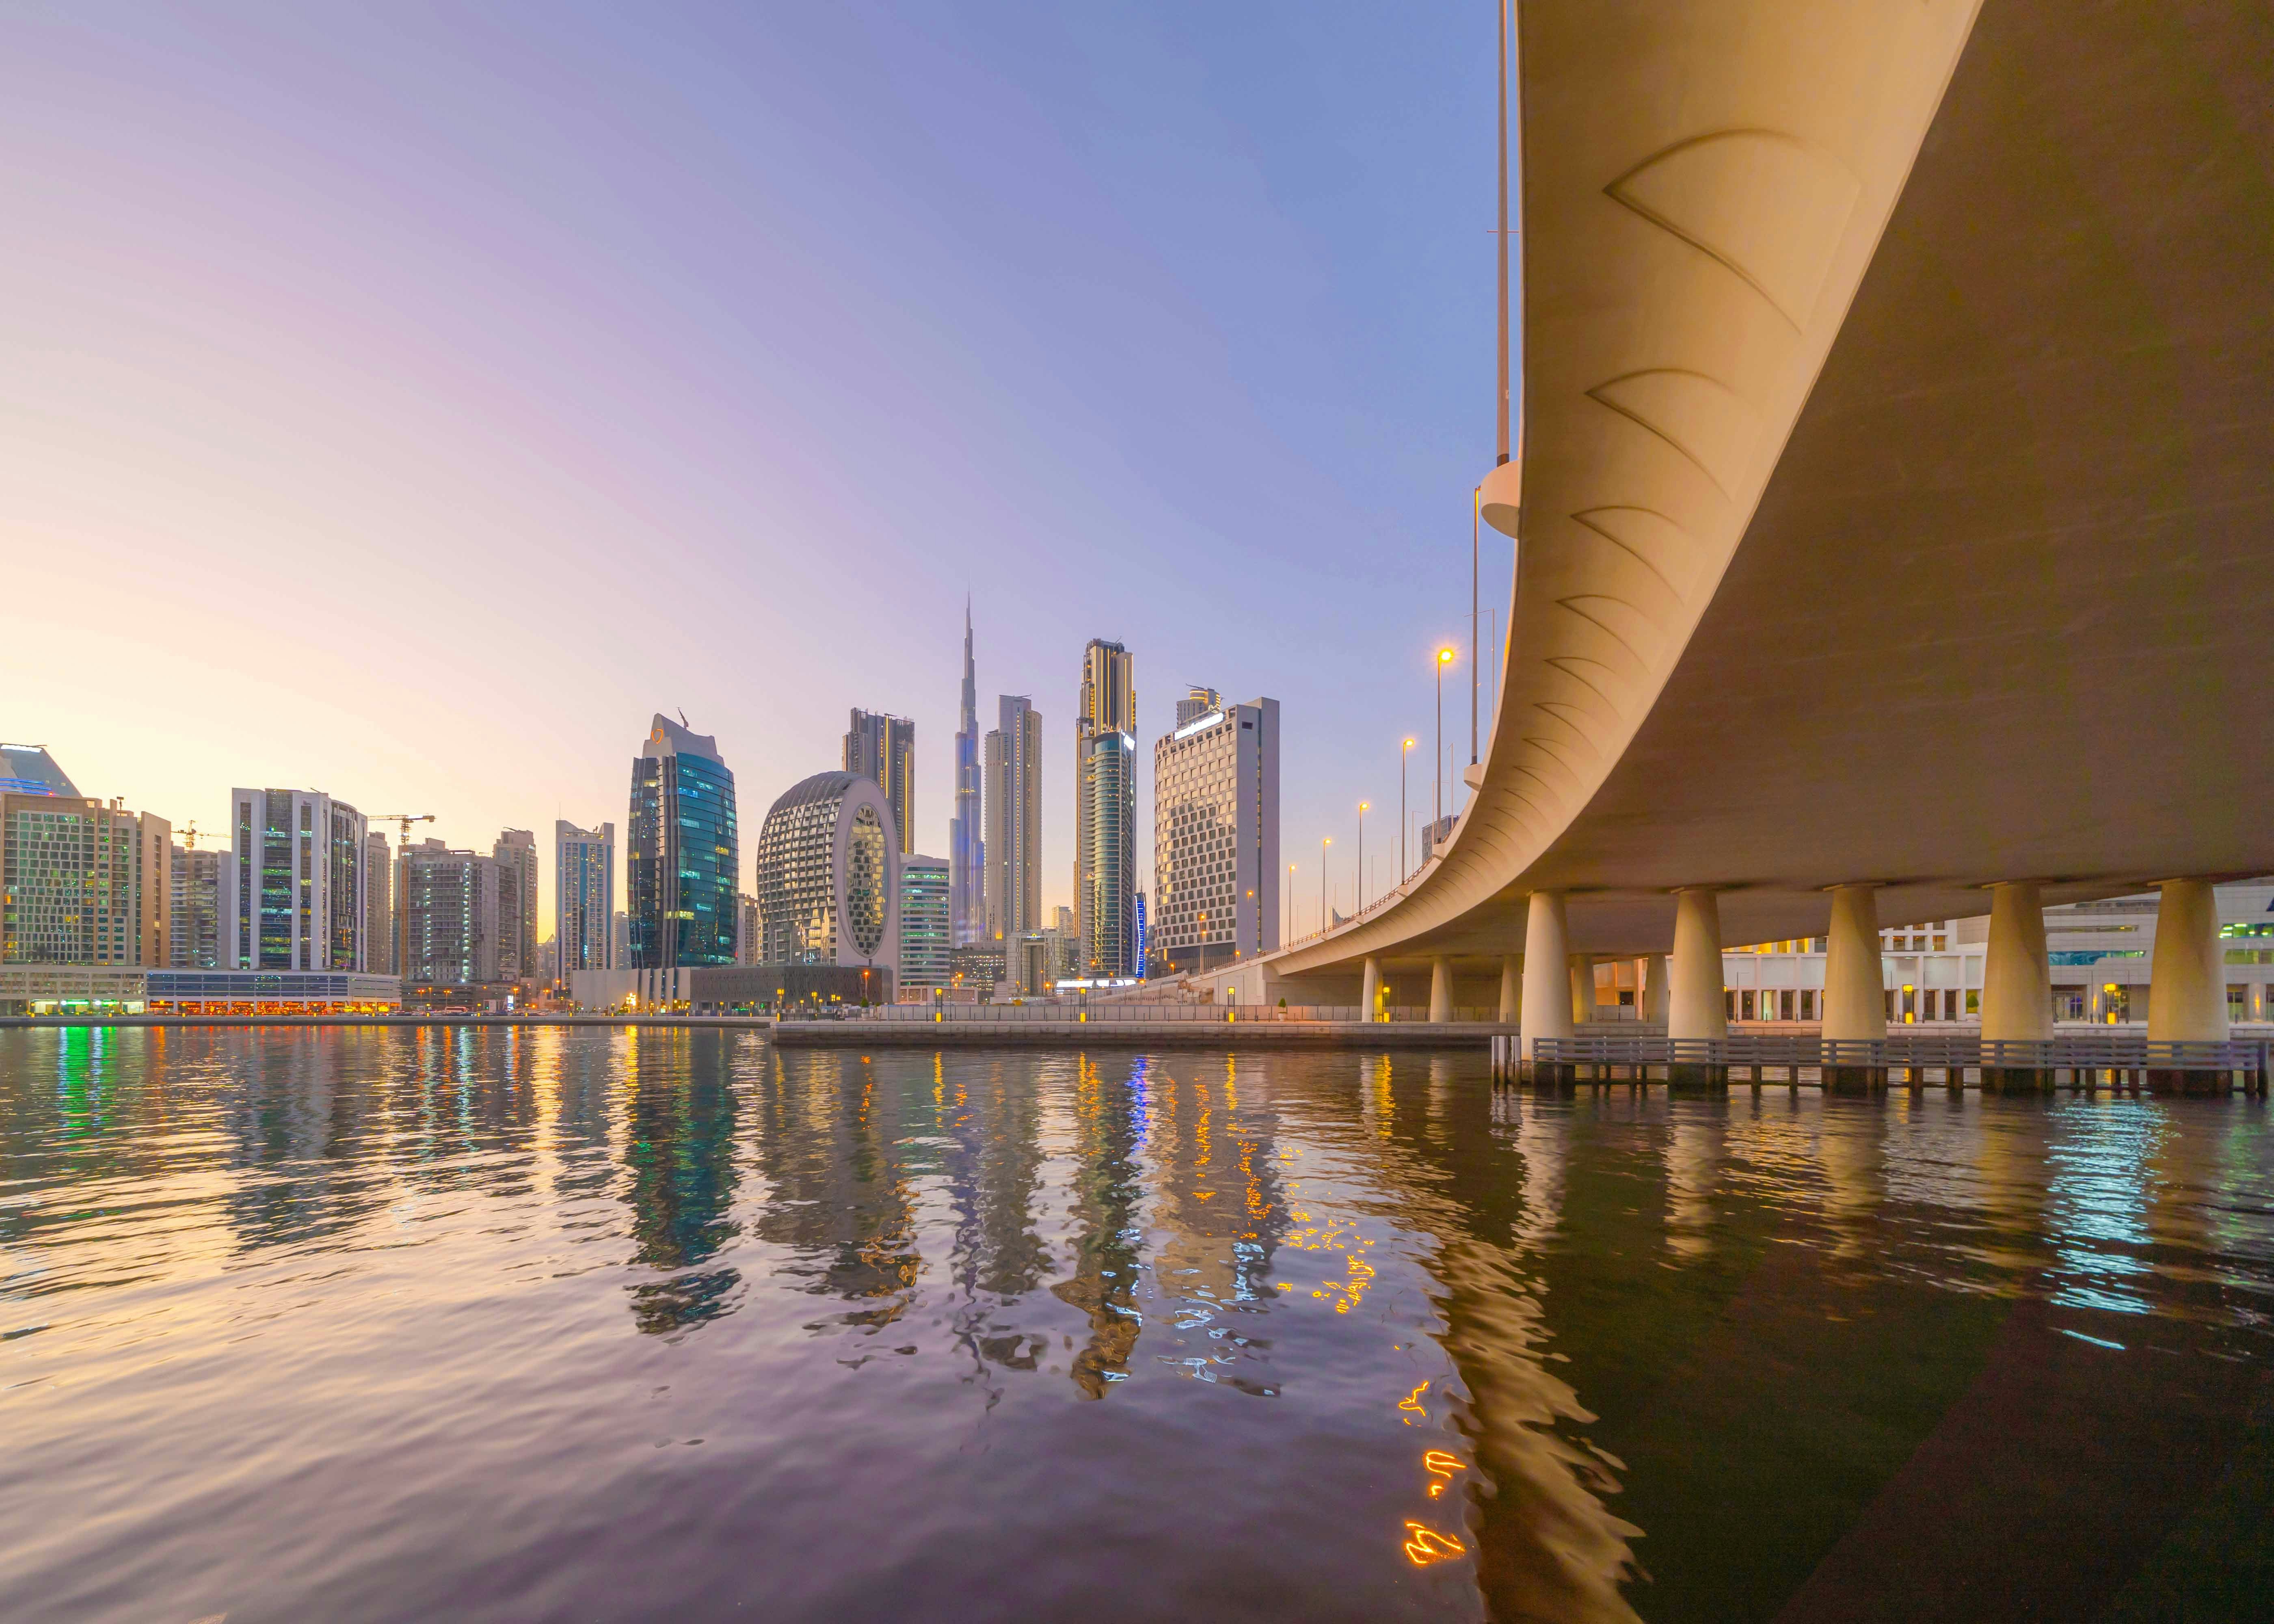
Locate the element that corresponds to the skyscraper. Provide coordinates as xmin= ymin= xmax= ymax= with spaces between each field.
xmin=221 ymin=788 xmax=366 ymax=971
xmin=1153 ymin=694 xmax=1280 ymax=974
xmin=949 ymin=603 xmax=985 ymax=948
xmin=737 ymin=892 xmax=761 ymax=964
xmin=169 ymin=827 xmax=223 ymax=970
xmin=555 ymin=820 xmax=614 ymax=973
xmin=0 ymin=743 xmax=78 ymax=797
xmin=362 ymin=831 xmax=393 ymax=975
xmin=899 ymin=853 xmax=949 ymax=996
xmin=1082 ymin=729 xmax=1137 ymax=977
xmin=1075 ymin=639 xmax=1136 ymax=976
xmin=627 ymin=714 xmax=739 ymax=969
xmin=752 ymin=771 xmax=899 ymax=975
xmin=985 ymin=695 xmax=1042 ymax=944
xmin=398 ymin=838 xmax=500 ymax=985
xmin=843 ymin=709 xmax=915 ymax=855
xmin=494 ymin=829 xmax=538 ymax=982
xmin=2 ymin=782 xmax=168 ymax=966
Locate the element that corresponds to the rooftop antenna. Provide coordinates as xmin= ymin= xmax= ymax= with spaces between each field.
xmin=677 ymin=708 xmax=689 ymax=728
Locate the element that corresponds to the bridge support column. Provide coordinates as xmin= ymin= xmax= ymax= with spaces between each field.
xmin=1362 ymin=957 xmax=1382 ymax=1024
xmin=1642 ymin=953 xmax=1670 ymax=1028
xmin=1429 ymin=957 xmax=1453 ymax=1025
xmin=1519 ymin=892 xmax=1573 ymax=1085
xmin=1669 ymin=890 xmax=1727 ymax=1091
xmin=1569 ymin=957 xmax=1593 ymax=1027
xmin=1823 ymin=884 xmax=1887 ymax=1093
xmin=2148 ymin=878 xmax=2228 ymax=1095
xmin=1981 ymin=881 xmax=2054 ymax=1093
xmin=1499 ymin=955 xmax=1521 ymax=1025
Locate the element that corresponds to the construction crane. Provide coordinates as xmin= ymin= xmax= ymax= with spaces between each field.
xmin=369 ymin=813 xmax=435 ymax=848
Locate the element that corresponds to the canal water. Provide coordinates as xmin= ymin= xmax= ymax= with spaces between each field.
xmin=3 ymin=1028 xmax=2270 ymax=1623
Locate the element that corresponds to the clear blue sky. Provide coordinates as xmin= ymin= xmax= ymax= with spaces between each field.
xmin=3 ymin=1 xmax=1513 ymax=928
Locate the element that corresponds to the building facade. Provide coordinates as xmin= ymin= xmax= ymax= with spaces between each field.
xmin=984 ymin=695 xmax=1042 ymax=945
xmin=1081 ymin=728 xmax=1137 ymax=977
xmin=2 ymin=789 xmax=170 ymax=967
xmin=1153 ymin=693 xmax=1280 ymax=975
xmin=899 ymin=853 xmax=949 ymax=996
xmin=170 ymin=840 xmax=223 ymax=969
xmin=220 ymin=788 xmax=367 ymax=972
xmin=554 ymin=820 xmax=614 ymax=974
xmin=0 ymin=743 xmax=78 ymax=798
xmin=738 ymin=892 xmax=761 ymax=964
xmin=396 ymin=839 xmax=500 ymax=985
xmin=0 ymin=965 xmax=399 ymax=1017
xmin=493 ymin=830 xmax=538 ymax=983
xmin=950 ymin=604 xmax=985 ymax=948
xmin=362 ymin=831 xmax=393 ymax=975
xmin=752 ymin=771 xmax=901 ymax=973
xmin=1074 ymin=639 xmax=1135 ymax=973
xmin=844 ymin=709 xmax=915 ymax=854
xmin=627 ymin=714 xmax=739 ymax=969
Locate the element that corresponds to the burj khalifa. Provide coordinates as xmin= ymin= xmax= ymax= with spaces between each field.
xmin=949 ymin=601 xmax=985 ymax=946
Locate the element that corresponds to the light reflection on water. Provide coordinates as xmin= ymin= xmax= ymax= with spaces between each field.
xmin=2 ymin=1029 xmax=2270 ymax=1624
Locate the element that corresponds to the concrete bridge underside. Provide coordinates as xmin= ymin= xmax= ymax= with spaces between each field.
xmin=1245 ymin=0 xmax=2274 ymax=1004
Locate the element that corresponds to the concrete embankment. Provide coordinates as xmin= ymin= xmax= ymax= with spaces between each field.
xmin=772 ymin=1020 xmax=1513 ymax=1050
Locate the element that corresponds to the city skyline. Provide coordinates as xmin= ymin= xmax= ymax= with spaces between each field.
xmin=1 ymin=6 xmax=1509 ymax=948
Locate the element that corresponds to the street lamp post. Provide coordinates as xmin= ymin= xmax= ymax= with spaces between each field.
xmin=1401 ymin=737 xmax=1415 ymax=881
xmin=1286 ymin=862 xmax=1296 ymax=945
xmin=1435 ymin=648 xmax=1455 ymax=847
xmin=1357 ymin=802 xmax=1368 ymax=910
xmin=1320 ymin=836 xmax=1332 ymax=935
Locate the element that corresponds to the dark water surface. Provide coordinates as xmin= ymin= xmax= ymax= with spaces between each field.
xmin=4 ymin=1029 xmax=2272 ymax=1623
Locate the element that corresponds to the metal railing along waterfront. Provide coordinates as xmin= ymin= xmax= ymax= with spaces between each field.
xmin=1494 ymin=1029 xmax=2274 ymax=1090
xmin=798 ymin=1002 xmax=1513 ymax=1026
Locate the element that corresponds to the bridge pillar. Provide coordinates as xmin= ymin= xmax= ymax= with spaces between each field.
xmin=1499 ymin=955 xmax=1521 ymax=1024
xmin=2148 ymin=878 xmax=2228 ymax=1095
xmin=1362 ymin=957 xmax=1382 ymax=1024
xmin=1569 ymin=956 xmax=1593 ymax=1026
xmin=1642 ymin=953 xmax=1671 ymax=1027
xmin=1669 ymin=890 xmax=1726 ymax=1091
xmin=1428 ymin=956 xmax=1453 ymax=1025
xmin=1823 ymin=884 xmax=1888 ymax=1093
xmin=1519 ymin=891 xmax=1573 ymax=1082
xmin=1981 ymin=881 xmax=2055 ymax=1093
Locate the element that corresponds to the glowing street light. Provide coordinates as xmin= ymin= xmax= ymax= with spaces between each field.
xmin=1435 ymin=647 xmax=1456 ymax=846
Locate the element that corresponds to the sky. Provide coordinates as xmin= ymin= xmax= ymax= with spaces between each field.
xmin=2 ymin=1 xmax=1515 ymax=937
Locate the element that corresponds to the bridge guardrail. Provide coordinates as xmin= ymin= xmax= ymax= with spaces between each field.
xmin=1509 ymin=1031 xmax=2272 ymax=1086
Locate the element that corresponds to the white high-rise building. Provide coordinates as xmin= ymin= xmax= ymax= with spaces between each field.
xmin=1153 ymin=694 xmax=1280 ymax=976
xmin=899 ymin=853 xmax=950 ymax=996
xmin=220 ymin=788 xmax=367 ymax=971
xmin=556 ymin=821 xmax=614 ymax=974
xmin=985 ymin=696 xmax=1042 ymax=945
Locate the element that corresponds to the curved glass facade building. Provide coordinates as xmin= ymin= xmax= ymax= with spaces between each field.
xmin=627 ymin=715 xmax=739 ymax=969
xmin=754 ymin=771 xmax=899 ymax=971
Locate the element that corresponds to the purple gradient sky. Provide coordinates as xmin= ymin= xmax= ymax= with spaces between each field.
xmin=4 ymin=2 xmax=1513 ymax=933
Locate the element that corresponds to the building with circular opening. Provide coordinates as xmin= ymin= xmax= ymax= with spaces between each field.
xmin=753 ymin=771 xmax=900 ymax=976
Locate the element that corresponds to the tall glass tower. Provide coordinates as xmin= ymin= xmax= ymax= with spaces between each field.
xmin=555 ymin=820 xmax=615 ymax=973
xmin=843 ymin=708 xmax=915 ymax=854
xmin=949 ymin=602 xmax=985 ymax=947
xmin=1075 ymin=639 xmax=1136 ymax=974
xmin=627 ymin=714 xmax=738 ymax=968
